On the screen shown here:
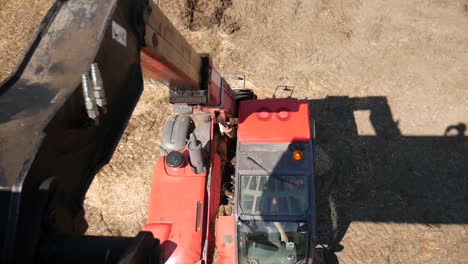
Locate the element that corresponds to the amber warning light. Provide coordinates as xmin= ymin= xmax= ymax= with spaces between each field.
xmin=292 ymin=150 xmax=302 ymax=161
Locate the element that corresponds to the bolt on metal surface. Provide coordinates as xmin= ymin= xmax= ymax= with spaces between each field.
xmin=90 ymin=63 xmax=107 ymax=113
xmin=81 ymin=73 xmax=100 ymax=123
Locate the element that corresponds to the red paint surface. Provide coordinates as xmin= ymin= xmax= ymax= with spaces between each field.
xmin=214 ymin=215 xmax=236 ymax=264
xmin=140 ymin=48 xmax=199 ymax=88
xmin=144 ymin=153 xmax=206 ymax=264
xmin=204 ymin=153 xmax=222 ymax=259
xmin=144 ymin=117 xmax=225 ymax=263
xmin=238 ymin=99 xmax=311 ymax=143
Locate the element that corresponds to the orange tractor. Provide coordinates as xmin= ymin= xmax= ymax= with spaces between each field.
xmin=0 ymin=0 xmax=315 ymax=263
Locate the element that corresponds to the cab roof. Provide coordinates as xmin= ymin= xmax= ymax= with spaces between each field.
xmin=237 ymin=99 xmax=310 ymax=143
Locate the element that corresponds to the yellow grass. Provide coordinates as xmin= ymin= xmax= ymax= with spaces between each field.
xmin=0 ymin=0 xmax=54 ymax=82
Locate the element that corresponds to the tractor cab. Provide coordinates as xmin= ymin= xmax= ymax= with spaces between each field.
xmin=232 ymin=99 xmax=316 ymax=264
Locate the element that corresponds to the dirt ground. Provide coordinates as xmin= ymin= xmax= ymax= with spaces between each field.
xmin=2 ymin=0 xmax=468 ymax=263
xmin=0 ymin=0 xmax=55 ymax=82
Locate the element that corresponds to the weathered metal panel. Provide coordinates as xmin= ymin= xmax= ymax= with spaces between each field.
xmin=0 ymin=0 xmax=148 ymax=261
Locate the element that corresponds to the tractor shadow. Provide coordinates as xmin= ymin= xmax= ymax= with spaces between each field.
xmin=309 ymin=96 xmax=468 ymax=263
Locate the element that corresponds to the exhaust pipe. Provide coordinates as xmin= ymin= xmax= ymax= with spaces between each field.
xmin=188 ymin=133 xmax=205 ymax=174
